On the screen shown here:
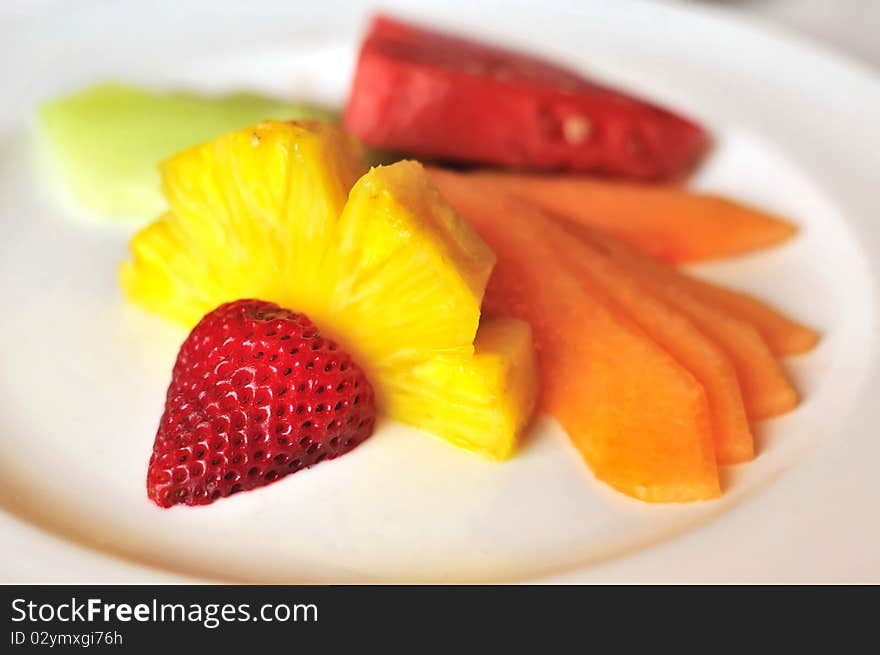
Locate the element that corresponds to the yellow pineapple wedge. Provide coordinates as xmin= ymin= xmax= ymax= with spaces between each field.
xmin=402 ymin=318 xmax=539 ymax=459
xmin=121 ymin=120 xmax=537 ymax=459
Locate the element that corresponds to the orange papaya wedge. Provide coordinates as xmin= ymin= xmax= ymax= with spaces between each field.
xmin=580 ymin=228 xmax=802 ymax=418
xmin=430 ymin=168 xmax=720 ymax=502
xmin=550 ymin=230 xmax=755 ymax=463
xmin=681 ymin=278 xmax=820 ymax=356
xmin=464 ymin=170 xmax=798 ymax=264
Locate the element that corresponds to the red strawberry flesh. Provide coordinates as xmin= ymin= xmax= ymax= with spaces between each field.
xmin=147 ymin=299 xmax=376 ymax=508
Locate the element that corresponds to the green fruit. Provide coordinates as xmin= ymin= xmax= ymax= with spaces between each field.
xmin=36 ymin=83 xmax=338 ymax=222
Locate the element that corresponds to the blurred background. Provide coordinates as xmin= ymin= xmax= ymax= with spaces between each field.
xmin=699 ymin=0 xmax=880 ymax=67
xmin=2 ymin=0 xmax=879 ymax=69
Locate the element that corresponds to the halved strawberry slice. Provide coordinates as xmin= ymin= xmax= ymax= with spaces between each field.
xmin=344 ymin=14 xmax=709 ymax=180
xmin=147 ymin=299 xmax=377 ymax=507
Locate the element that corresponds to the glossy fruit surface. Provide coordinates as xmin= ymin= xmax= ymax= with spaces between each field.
xmin=122 ymin=121 xmax=537 ymax=458
xmin=344 ymin=14 xmax=708 ymax=179
xmin=147 ymin=299 xmax=376 ymax=507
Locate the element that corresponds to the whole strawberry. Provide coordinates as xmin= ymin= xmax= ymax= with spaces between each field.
xmin=147 ymin=299 xmax=376 ymax=507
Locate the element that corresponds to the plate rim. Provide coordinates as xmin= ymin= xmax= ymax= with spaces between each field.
xmin=2 ymin=0 xmax=879 ymax=583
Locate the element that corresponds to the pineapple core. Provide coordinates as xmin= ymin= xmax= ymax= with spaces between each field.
xmin=121 ymin=121 xmax=536 ymax=459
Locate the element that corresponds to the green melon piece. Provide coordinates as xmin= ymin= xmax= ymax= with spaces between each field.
xmin=37 ymin=83 xmax=339 ymax=222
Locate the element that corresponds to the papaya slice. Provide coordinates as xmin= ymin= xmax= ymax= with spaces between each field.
xmin=430 ymin=168 xmax=720 ymax=502
xmin=571 ymin=228 xmax=800 ymax=418
xmin=580 ymin=229 xmax=807 ymax=417
xmin=679 ymin=278 xmax=820 ymax=356
xmin=465 ymin=170 xmax=798 ymax=264
xmin=433 ymin=168 xmax=753 ymax=462
xmin=550 ymin=230 xmax=755 ymax=463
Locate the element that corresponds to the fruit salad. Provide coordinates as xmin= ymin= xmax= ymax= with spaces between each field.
xmin=121 ymin=121 xmax=539 ymax=474
xmin=35 ymin=14 xmax=819 ymax=506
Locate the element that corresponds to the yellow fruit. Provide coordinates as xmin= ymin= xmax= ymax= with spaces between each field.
xmin=121 ymin=120 xmax=537 ymax=457
xmin=401 ymin=318 xmax=539 ymax=459
xmin=122 ymin=120 xmax=364 ymax=325
xmin=316 ymin=157 xmax=496 ymax=375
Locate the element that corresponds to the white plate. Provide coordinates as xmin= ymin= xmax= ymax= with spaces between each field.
xmin=1 ymin=0 xmax=878 ymax=583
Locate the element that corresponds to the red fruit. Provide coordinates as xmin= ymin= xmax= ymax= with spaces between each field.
xmin=344 ymin=14 xmax=708 ymax=180
xmin=146 ymin=299 xmax=376 ymax=508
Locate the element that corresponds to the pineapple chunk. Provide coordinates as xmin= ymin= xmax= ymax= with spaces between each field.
xmin=398 ymin=318 xmax=539 ymax=459
xmin=121 ymin=121 xmax=536 ymax=457
xmin=122 ymin=120 xmax=365 ymax=326
xmin=314 ymin=159 xmax=496 ymax=379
